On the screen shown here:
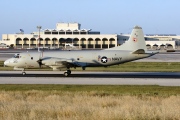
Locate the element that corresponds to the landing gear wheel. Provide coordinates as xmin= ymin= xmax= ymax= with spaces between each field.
xmin=64 ymin=70 xmax=71 ymax=77
xmin=22 ymin=72 xmax=26 ymax=75
xmin=67 ymin=70 xmax=71 ymax=75
xmin=64 ymin=72 xmax=69 ymax=77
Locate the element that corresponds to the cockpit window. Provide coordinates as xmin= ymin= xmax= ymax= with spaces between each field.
xmin=13 ymin=54 xmax=20 ymax=58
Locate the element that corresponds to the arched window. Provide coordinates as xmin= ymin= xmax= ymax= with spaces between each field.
xmin=16 ymin=38 xmax=22 ymax=44
xmin=30 ymin=38 xmax=36 ymax=45
xmin=73 ymin=30 xmax=79 ymax=34
xmin=73 ymin=38 xmax=79 ymax=46
xmin=52 ymin=38 xmax=58 ymax=47
xmin=102 ymin=38 xmax=108 ymax=48
xmin=95 ymin=38 xmax=101 ymax=48
xmin=146 ymin=44 xmax=151 ymax=49
xmin=88 ymin=38 xmax=93 ymax=48
xmin=66 ymin=38 xmax=73 ymax=43
xmin=66 ymin=30 xmax=72 ymax=35
xmin=44 ymin=29 xmax=51 ymax=34
xmin=52 ymin=30 xmax=58 ymax=34
xmin=80 ymin=38 xmax=86 ymax=48
xmin=59 ymin=38 xmax=65 ymax=46
xmin=80 ymin=30 xmax=87 ymax=34
xmin=109 ymin=38 xmax=115 ymax=48
xmin=23 ymin=38 xmax=29 ymax=44
xmin=16 ymin=38 xmax=22 ymax=48
xmin=59 ymin=30 xmax=65 ymax=34
xmin=45 ymin=38 xmax=50 ymax=44
xmin=45 ymin=38 xmax=50 ymax=47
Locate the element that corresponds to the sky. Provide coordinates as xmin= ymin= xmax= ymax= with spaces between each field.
xmin=0 ymin=0 xmax=180 ymax=39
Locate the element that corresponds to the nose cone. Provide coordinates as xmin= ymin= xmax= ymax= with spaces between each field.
xmin=4 ymin=60 xmax=9 ymax=67
xmin=4 ymin=59 xmax=13 ymax=67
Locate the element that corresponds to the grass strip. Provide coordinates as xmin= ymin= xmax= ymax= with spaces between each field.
xmin=0 ymin=85 xmax=180 ymax=97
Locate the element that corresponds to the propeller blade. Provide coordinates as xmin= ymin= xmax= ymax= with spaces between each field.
xmin=37 ymin=59 xmax=43 ymax=68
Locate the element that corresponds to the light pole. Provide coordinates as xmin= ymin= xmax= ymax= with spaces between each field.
xmin=37 ymin=26 xmax=42 ymax=52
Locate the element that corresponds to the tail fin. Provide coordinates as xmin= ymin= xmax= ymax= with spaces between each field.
xmin=106 ymin=26 xmax=147 ymax=51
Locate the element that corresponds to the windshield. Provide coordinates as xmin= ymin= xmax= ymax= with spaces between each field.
xmin=13 ymin=54 xmax=20 ymax=58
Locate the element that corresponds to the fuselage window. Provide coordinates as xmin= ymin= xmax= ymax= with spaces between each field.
xmin=77 ymin=58 xmax=80 ymax=60
xmin=31 ymin=57 xmax=33 ymax=60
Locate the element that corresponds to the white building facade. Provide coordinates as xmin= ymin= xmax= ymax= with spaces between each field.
xmin=1 ymin=22 xmax=180 ymax=50
xmin=118 ymin=34 xmax=179 ymax=50
xmin=1 ymin=23 xmax=117 ymax=49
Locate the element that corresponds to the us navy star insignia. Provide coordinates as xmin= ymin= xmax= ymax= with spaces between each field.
xmin=101 ymin=56 xmax=108 ymax=63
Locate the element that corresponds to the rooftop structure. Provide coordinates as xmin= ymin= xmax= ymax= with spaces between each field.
xmin=43 ymin=23 xmax=99 ymax=35
xmin=56 ymin=22 xmax=81 ymax=30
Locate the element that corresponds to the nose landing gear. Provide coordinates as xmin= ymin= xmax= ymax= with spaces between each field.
xmin=64 ymin=69 xmax=71 ymax=77
xmin=22 ymin=69 xmax=26 ymax=75
xmin=22 ymin=71 xmax=26 ymax=75
xmin=14 ymin=67 xmax=26 ymax=76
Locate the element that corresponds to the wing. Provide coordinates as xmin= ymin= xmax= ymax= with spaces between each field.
xmin=38 ymin=57 xmax=77 ymax=70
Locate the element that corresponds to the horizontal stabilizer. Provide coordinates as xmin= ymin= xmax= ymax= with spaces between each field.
xmin=145 ymin=51 xmax=159 ymax=55
xmin=132 ymin=49 xmax=145 ymax=54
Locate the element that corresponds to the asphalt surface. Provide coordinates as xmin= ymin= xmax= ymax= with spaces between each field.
xmin=0 ymin=71 xmax=180 ymax=86
xmin=1 ymin=50 xmax=180 ymax=86
xmin=0 ymin=71 xmax=180 ymax=78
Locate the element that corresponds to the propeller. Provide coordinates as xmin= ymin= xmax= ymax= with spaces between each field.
xmin=37 ymin=59 xmax=43 ymax=68
xmin=37 ymin=51 xmax=44 ymax=68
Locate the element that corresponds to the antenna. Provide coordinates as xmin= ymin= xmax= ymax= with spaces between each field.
xmin=37 ymin=26 xmax=42 ymax=52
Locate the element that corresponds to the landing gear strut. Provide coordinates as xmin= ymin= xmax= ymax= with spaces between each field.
xmin=64 ymin=69 xmax=71 ymax=77
xmin=22 ymin=69 xmax=26 ymax=75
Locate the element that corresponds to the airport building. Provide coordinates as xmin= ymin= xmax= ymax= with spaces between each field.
xmin=1 ymin=23 xmax=117 ymax=49
xmin=118 ymin=34 xmax=178 ymax=50
xmin=0 ymin=22 xmax=179 ymax=50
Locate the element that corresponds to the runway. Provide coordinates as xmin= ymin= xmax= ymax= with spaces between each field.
xmin=0 ymin=71 xmax=180 ymax=86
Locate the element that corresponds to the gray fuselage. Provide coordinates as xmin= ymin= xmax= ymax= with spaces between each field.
xmin=5 ymin=50 xmax=151 ymax=69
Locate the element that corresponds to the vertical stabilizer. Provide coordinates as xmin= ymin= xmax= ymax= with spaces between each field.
xmin=106 ymin=26 xmax=147 ymax=51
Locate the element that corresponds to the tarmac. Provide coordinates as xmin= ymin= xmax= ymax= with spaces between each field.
xmin=0 ymin=71 xmax=180 ymax=86
xmin=0 ymin=50 xmax=180 ymax=86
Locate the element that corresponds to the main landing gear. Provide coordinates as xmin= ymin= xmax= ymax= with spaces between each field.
xmin=64 ymin=69 xmax=71 ymax=77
